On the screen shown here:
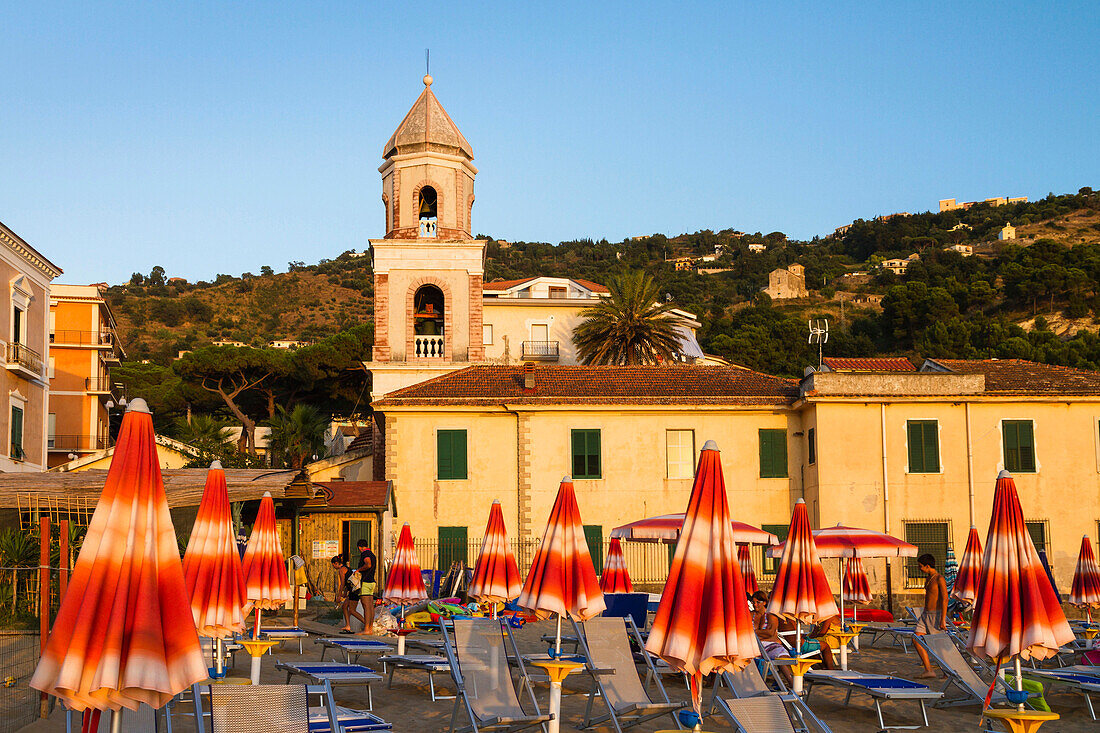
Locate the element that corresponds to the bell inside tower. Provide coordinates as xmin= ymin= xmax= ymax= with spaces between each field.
xmin=418 ymin=186 xmax=438 ymax=238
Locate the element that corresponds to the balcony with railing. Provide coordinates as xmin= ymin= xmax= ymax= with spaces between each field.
xmin=5 ymin=343 xmax=43 ymax=379
xmin=85 ymin=377 xmax=116 ymax=394
xmin=50 ymin=330 xmax=115 ymax=348
xmin=414 ymin=335 xmax=445 ymax=359
xmin=521 ymin=340 xmax=560 ymax=361
xmin=48 ymin=434 xmax=110 ymax=452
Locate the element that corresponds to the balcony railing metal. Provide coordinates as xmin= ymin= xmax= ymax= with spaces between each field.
xmin=84 ymin=377 xmax=116 ymax=393
xmin=49 ymin=330 xmax=115 ymax=348
xmin=48 ymin=434 xmax=110 ymax=452
xmin=6 ymin=343 xmax=43 ymax=376
xmin=521 ymin=340 xmax=560 ymax=360
xmin=414 ymin=335 xmax=445 ymax=358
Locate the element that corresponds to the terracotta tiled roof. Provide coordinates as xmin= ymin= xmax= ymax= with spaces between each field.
xmin=310 ymin=481 xmax=390 ymax=510
xmin=822 ymin=357 xmax=916 ymax=372
xmin=925 ymin=358 xmax=1100 ymax=394
xmin=375 ymin=365 xmax=799 ymax=406
xmin=571 ymin=279 xmax=610 ymax=294
xmin=345 ymin=431 xmax=372 ymax=453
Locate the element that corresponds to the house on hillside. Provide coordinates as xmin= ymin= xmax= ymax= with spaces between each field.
xmin=881 ymin=254 xmax=919 ymax=275
xmin=666 ymin=257 xmax=695 ymax=271
xmin=999 ymin=223 xmax=1017 ymax=241
xmin=748 ymin=243 xmax=766 ymax=253
xmin=763 ymin=263 xmax=807 ymax=299
xmin=49 ymin=433 xmax=201 ymax=472
xmin=945 ymin=244 xmax=973 ymax=256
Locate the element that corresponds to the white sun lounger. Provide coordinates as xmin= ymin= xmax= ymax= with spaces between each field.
xmin=805 ymin=669 xmax=942 ymax=731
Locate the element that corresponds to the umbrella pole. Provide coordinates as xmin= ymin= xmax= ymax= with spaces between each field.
xmin=215 ymin=638 xmax=225 ymax=677
xmin=249 ymin=607 xmax=264 ymax=685
xmin=397 ymin=605 xmax=406 ymax=655
xmin=110 ymin=709 xmax=122 ymax=733
xmin=838 ymin=559 xmax=848 ymax=670
xmin=555 ymin=614 xmax=563 ymax=657
xmin=1015 ymin=656 xmax=1024 ymax=713
xmin=793 ymin=622 xmax=804 ymax=695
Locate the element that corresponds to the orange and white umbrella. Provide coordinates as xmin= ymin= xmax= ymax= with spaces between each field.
xmin=469 ymin=501 xmax=522 ymax=605
xmin=182 ymin=461 xmax=246 ymax=640
xmin=241 ymin=491 xmax=292 ymax=629
xmin=952 ymin=526 xmax=983 ymax=605
xmin=738 ymin=545 xmax=758 ymax=596
xmin=968 ymin=471 xmax=1073 ymax=709
xmin=843 ymin=556 xmax=873 ymax=606
xmin=1070 ymin=535 xmax=1100 ymax=623
xmin=30 ymin=399 xmax=205 ymax=713
xmin=647 ymin=441 xmax=757 ymax=716
xmin=612 ymin=515 xmax=779 ymax=546
xmin=600 ymin=537 xmax=633 ymax=594
xmin=518 ymin=477 xmax=605 ymax=643
xmin=765 ymin=498 xmax=837 ymax=689
xmin=382 ymin=523 xmax=428 ymax=606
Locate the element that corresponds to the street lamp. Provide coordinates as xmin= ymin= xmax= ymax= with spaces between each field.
xmin=105 ymin=397 xmax=128 ymax=446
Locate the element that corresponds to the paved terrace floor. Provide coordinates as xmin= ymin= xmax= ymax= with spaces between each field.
xmin=18 ymin=618 xmax=1100 ymax=732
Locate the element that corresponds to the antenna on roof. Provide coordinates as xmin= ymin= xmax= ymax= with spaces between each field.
xmin=808 ymin=319 xmax=829 ymax=370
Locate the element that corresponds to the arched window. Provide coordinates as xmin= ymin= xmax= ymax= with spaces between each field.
xmin=418 ymin=186 xmax=438 ymax=237
xmin=413 ymin=284 xmax=445 ymax=357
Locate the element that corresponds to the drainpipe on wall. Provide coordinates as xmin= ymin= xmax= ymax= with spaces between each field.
xmin=880 ymin=402 xmax=894 ymax=615
xmin=501 ymin=404 xmax=523 ymax=537
xmin=965 ymin=402 xmax=975 ymax=527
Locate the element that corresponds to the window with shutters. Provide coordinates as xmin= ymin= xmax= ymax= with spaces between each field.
xmin=583 ymin=525 xmax=603 ymax=574
xmin=571 ymin=429 xmax=601 ymax=479
xmin=437 ymin=429 xmax=467 ymax=480
xmin=1026 ymin=520 xmax=1049 ymax=555
xmin=438 ymin=526 xmax=468 ymax=570
xmin=807 ymin=427 xmax=816 ymax=465
xmin=758 ymin=429 xmax=787 ymax=478
xmin=903 ymin=520 xmax=951 ymax=587
xmin=666 ymin=429 xmax=695 ymax=479
xmin=10 ymin=406 xmax=23 ymax=461
xmin=906 ymin=420 xmax=940 ymax=473
xmin=1002 ymin=420 xmax=1036 ymax=473
xmin=762 ymin=523 xmax=788 ymax=575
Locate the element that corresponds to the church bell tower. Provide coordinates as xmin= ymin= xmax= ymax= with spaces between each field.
xmin=369 ymin=76 xmax=486 ymax=395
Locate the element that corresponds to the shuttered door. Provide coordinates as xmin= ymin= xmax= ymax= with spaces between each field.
xmin=438 ymin=526 xmax=468 ymax=571
xmin=584 ymin=525 xmax=604 ymax=574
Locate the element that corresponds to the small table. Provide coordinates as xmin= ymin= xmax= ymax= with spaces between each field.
xmin=394 ymin=627 xmax=417 ymax=655
xmin=826 ymin=631 xmax=859 ymax=670
xmin=239 ymin=639 xmax=279 ymax=685
xmin=529 ymin=659 xmax=582 ymax=733
xmin=198 ymin=676 xmax=251 ymax=685
xmin=981 ymin=708 xmax=1059 ymax=733
xmin=846 ymin=622 xmax=868 ymax=650
xmin=775 ymin=657 xmax=818 ymax=695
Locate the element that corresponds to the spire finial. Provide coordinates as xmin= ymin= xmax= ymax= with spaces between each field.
xmin=423 ymin=49 xmax=432 ymax=87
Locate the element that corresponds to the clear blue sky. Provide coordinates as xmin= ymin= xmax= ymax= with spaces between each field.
xmin=2 ymin=1 xmax=1097 ymax=284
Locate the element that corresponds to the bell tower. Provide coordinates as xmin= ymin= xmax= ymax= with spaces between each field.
xmin=369 ymin=76 xmax=486 ymax=396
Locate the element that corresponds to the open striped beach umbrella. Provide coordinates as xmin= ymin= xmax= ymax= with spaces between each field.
xmin=952 ymin=526 xmax=983 ymax=605
xmin=738 ymin=545 xmax=758 ymax=596
xmin=600 ymin=537 xmax=633 ymax=594
xmin=469 ymin=501 xmax=522 ymax=604
xmin=182 ymin=461 xmax=246 ymax=639
xmin=968 ymin=471 xmax=1073 ymax=669
xmin=518 ymin=477 xmax=604 ymax=636
xmin=1070 ymin=535 xmax=1100 ymax=622
xmin=647 ymin=441 xmax=758 ymax=716
xmin=612 ymin=514 xmax=779 ymax=547
xmin=241 ymin=491 xmax=292 ymax=636
xmin=30 ymin=399 xmax=205 ymax=713
xmin=843 ymin=557 xmax=873 ymax=605
xmin=382 ymin=523 xmax=429 ymax=606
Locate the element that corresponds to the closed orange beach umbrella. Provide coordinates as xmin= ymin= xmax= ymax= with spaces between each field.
xmin=952 ymin=526 xmax=983 ymax=605
xmin=843 ymin=556 xmax=873 ymax=606
xmin=241 ymin=491 xmax=291 ymax=637
xmin=182 ymin=461 xmax=246 ymax=640
xmin=968 ymin=471 xmax=1073 ymax=710
xmin=382 ymin=523 xmax=429 ymax=606
xmin=1071 ymin=535 xmax=1100 ymax=623
xmin=647 ymin=441 xmax=758 ymax=717
xmin=30 ymin=399 xmax=205 ymax=713
xmin=738 ymin=544 xmax=758 ymax=596
xmin=600 ymin=537 xmax=633 ymax=594
xmin=518 ymin=477 xmax=605 ymax=646
xmin=469 ymin=501 xmax=522 ymax=605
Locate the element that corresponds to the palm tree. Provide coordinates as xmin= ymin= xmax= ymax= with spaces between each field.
xmin=572 ymin=271 xmax=690 ymax=365
xmin=175 ymin=414 xmax=234 ymax=452
xmin=266 ymin=404 xmax=328 ymax=469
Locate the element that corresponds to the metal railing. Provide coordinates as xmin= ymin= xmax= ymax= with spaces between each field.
xmin=522 ymin=341 xmax=560 ymax=360
xmin=5 ymin=344 xmax=42 ymax=376
xmin=84 ymin=377 xmax=115 ymax=393
xmin=49 ymin=330 xmax=114 ymax=347
xmin=414 ymin=335 xmax=445 ymax=358
xmin=47 ymin=435 xmax=109 ymax=452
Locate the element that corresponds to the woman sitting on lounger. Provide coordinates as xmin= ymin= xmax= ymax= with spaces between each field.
xmin=752 ymin=591 xmax=794 ymax=685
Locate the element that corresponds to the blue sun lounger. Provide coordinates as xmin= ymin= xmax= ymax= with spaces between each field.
xmin=805 ymin=670 xmax=942 ymax=731
xmin=275 ymin=660 xmax=384 ymax=710
xmin=315 ymin=637 xmax=395 ymax=663
xmin=1027 ymin=668 xmax=1100 ymax=719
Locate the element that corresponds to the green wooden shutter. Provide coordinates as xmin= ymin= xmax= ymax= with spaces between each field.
xmin=907 ymin=422 xmax=922 ymax=472
xmin=923 ymin=422 xmax=939 ymax=472
xmin=437 ymin=430 xmax=467 ymax=480
xmin=1018 ymin=421 xmax=1035 ymax=472
xmin=583 ymin=525 xmax=603 ymax=574
xmin=807 ymin=427 xmax=816 ymax=465
xmin=908 ymin=421 xmax=939 ymax=473
xmin=10 ymin=407 xmax=23 ymax=460
xmin=763 ymin=523 xmax=788 ymax=574
xmin=438 ymin=526 xmax=468 ymax=570
xmin=452 ymin=430 xmax=467 ymax=479
xmin=759 ymin=429 xmax=787 ymax=478
xmin=437 ymin=431 xmax=452 ymax=479
xmin=587 ymin=430 xmax=601 ymax=478
xmin=572 ymin=430 xmax=586 ymax=477
xmin=1003 ymin=421 xmax=1018 ymax=471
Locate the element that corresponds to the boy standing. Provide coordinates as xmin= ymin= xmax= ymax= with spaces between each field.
xmin=914 ymin=553 xmax=948 ymax=678
xmin=356 ymin=539 xmax=377 ymax=634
